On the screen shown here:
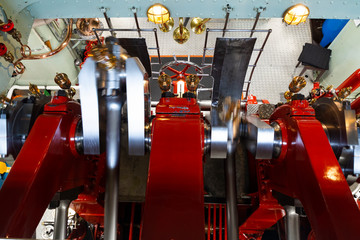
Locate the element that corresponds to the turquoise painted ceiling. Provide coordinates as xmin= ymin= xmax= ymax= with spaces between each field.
xmin=2 ymin=0 xmax=360 ymax=21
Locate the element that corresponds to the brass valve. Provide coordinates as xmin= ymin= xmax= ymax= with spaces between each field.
xmin=0 ymin=43 xmax=25 ymax=74
xmin=289 ymin=76 xmax=306 ymax=93
xmin=54 ymin=73 xmax=76 ymax=99
xmin=54 ymin=73 xmax=71 ymax=89
xmin=158 ymin=73 xmax=172 ymax=92
xmin=185 ymin=74 xmax=200 ymax=93
xmin=338 ymin=87 xmax=352 ymax=101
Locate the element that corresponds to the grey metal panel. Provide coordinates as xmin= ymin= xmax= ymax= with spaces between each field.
xmin=244 ymin=115 xmax=274 ymax=159
xmin=117 ymin=38 xmax=152 ymax=78
xmin=79 ymin=58 xmax=101 ymax=155
xmin=344 ymin=109 xmax=358 ymax=146
xmin=210 ymin=126 xmax=228 ymax=159
xmin=126 ymin=57 xmax=146 ymax=156
xmin=211 ymin=38 xmax=256 ymax=106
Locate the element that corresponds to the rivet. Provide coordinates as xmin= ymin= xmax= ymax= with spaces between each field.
xmin=187 ymin=13 xmax=190 ymax=16
xmin=211 ymin=13 xmax=215 ymax=16
xmin=343 ymin=1 xmax=347 ymax=4
xmin=317 ymin=1 xmax=320 ymax=4
xmin=330 ymin=0 xmax=334 ymax=3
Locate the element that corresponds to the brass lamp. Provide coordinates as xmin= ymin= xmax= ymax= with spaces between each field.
xmin=147 ymin=3 xmax=170 ymax=24
xmin=283 ymin=4 xmax=310 ymax=25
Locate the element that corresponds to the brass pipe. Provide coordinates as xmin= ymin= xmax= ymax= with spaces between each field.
xmin=14 ymin=19 xmax=73 ymax=64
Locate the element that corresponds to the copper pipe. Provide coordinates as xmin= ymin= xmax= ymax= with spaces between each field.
xmin=14 ymin=19 xmax=73 ymax=65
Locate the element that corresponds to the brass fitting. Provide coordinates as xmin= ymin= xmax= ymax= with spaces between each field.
xmin=29 ymin=83 xmax=41 ymax=97
xmin=54 ymin=73 xmax=71 ymax=89
xmin=3 ymin=51 xmax=14 ymax=63
xmin=338 ymin=87 xmax=352 ymax=101
xmin=185 ymin=74 xmax=200 ymax=93
xmin=284 ymin=90 xmax=293 ymax=102
xmin=157 ymin=73 xmax=172 ymax=92
xmin=67 ymin=87 xmax=76 ymax=99
xmin=289 ymin=76 xmax=306 ymax=93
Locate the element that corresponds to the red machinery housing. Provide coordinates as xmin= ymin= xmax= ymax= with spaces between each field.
xmin=1 ymin=49 xmax=360 ymax=240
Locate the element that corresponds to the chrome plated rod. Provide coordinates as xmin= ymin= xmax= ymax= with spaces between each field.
xmin=103 ymin=12 xmax=115 ymax=37
xmin=250 ymin=11 xmax=261 ymax=38
xmin=133 ymin=12 xmax=142 ymax=37
xmin=94 ymin=28 xmax=156 ymax=32
xmin=222 ymin=12 xmax=230 ymax=37
xmin=202 ymin=28 xmax=210 ymax=65
xmin=53 ymin=200 xmax=70 ymax=240
xmin=244 ymin=29 xmax=272 ymax=99
xmin=104 ymin=97 xmax=122 ymax=240
xmin=209 ymin=29 xmax=270 ymax=33
xmin=153 ymin=28 xmax=162 ymax=64
xmin=225 ymin=148 xmax=239 ymax=240
xmin=93 ymin=30 xmax=102 ymax=45
xmin=284 ymin=206 xmax=300 ymax=240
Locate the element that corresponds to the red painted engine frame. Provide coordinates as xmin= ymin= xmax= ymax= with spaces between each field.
xmin=0 ymin=96 xmax=90 ymax=238
xmin=141 ymin=97 xmax=205 ymax=240
xmin=268 ymin=100 xmax=360 ymax=240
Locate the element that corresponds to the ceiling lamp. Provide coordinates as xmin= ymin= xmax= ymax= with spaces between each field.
xmin=283 ymin=4 xmax=310 ymax=25
xmin=147 ymin=3 xmax=170 ymax=24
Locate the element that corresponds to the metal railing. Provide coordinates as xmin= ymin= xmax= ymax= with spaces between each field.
xmin=201 ymin=28 xmax=272 ymax=101
xmin=93 ymin=28 xmax=162 ymax=64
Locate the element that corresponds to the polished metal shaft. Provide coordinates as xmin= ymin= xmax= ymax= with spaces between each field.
xmin=104 ymin=97 xmax=122 ymax=240
xmin=53 ymin=200 xmax=70 ymax=240
xmin=225 ymin=148 xmax=239 ymax=240
xmin=285 ymin=206 xmax=300 ymax=240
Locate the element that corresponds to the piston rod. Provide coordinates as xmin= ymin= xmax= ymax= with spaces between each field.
xmin=53 ymin=200 xmax=70 ymax=240
xmin=225 ymin=119 xmax=239 ymax=240
xmin=104 ymin=97 xmax=122 ymax=240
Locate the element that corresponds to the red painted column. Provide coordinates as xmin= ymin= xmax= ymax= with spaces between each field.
xmin=269 ymin=101 xmax=360 ymax=240
xmin=0 ymin=98 xmax=87 ymax=238
xmin=141 ymin=98 xmax=205 ymax=240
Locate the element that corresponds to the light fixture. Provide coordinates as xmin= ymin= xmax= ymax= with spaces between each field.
xmin=283 ymin=4 xmax=310 ymax=25
xmin=147 ymin=3 xmax=170 ymax=24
